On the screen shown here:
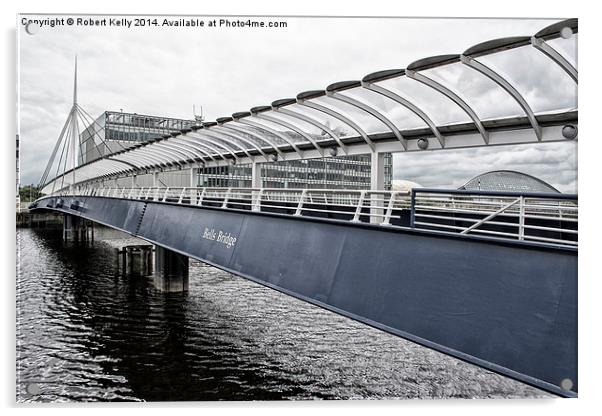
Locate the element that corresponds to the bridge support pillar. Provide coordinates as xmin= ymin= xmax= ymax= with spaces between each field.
xmin=117 ymin=245 xmax=153 ymax=276
xmin=63 ymin=214 xmax=94 ymax=241
xmin=370 ymin=152 xmax=385 ymax=224
xmin=153 ymin=246 xmax=189 ymax=292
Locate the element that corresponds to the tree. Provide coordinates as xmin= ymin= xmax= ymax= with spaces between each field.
xmin=18 ymin=185 xmax=41 ymax=203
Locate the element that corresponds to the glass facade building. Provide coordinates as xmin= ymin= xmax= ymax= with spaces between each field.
xmin=81 ymin=110 xmax=393 ymax=190
xmin=79 ymin=111 xmax=199 ymax=164
xmin=199 ymin=155 xmax=392 ymax=190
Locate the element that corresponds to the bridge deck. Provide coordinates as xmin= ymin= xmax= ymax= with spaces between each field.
xmin=31 ymin=187 xmax=577 ymax=397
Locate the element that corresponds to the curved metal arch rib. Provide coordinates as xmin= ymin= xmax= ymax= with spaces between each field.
xmin=405 ymin=68 xmax=490 ymax=144
xmin=210 ymin=126 xmax=270 ymax=161
xmin=297 ymin=100 xmax=375 ymax=151
xmin=136 ymin=145 xmax=184 ymax=167
xmin=255 ymin=113 xmax=324 ymax=156
xmin=106 ymin=157 xmax=140 ymax=171
xmin=156 ymin=140 xmax=207 ymax=164
xmin=178 ymin=135 xmax=232 ymax=162
xmin=76 ymin=163 xmax=120 ymax=180
xmin=362 ymin=81 xmax=445 ymax=148
xmin=198 ymin=129 xmax=254 ymax=159
xmin=94 ymin=162 xmax=133 ymax=178
xmin=116 ymin=151 xmax=167 ymax=170
xmin=168 ymin=136 xmax=218 ymax=162
xmin=237 ymin=117 xmax=304 ymax=158
xmin=123 ymin=146 xmax=176 ymax=168
xmin=530 ymin=36 xmax=578 ymax=83
xmin=92 ymin=164 xmax=126 ymax=179
xmin=187 ymin=131 xmax=240 ymax=161
xmin=123 ymin=144 xmax=179 ymax=167
xmin=274 ymin=107 xmax=348 ymax=154
xmin=51 ymin=163 xmax=115 ymax=190
xmin=327 ymin=91 xmax=407 ymax=150
xmin=153 ymin=141 xmax=199 ymax=164
xmin=77 ymin=159 xmax=129 ymax=178
xmin=460 ymin=55 xmax=542 ymax=140
xmin=218 ymin=124 xmax=285 ymax=158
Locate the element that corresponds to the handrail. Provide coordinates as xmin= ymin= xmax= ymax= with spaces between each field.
xmin=39 ymin=185 xmax=578 ymax=248
xmin=411 ymin=188 xmax=577 ymax=247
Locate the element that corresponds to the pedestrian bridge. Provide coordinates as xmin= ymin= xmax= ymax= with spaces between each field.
xmin=31 ymin=18 xmax=578 ymax=398
xmin=30 ymin=185 xmax=577 ymax=398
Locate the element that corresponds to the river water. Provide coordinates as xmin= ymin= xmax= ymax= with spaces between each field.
xmin=16 ymin=227 xmax=551 ymax=402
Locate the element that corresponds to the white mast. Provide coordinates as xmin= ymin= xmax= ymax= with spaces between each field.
xmin=70 ymin=56 xmax=79 ymax=190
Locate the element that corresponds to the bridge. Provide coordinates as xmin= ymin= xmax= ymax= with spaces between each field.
xmin=30 ymin=19 xmax=577 ymax=398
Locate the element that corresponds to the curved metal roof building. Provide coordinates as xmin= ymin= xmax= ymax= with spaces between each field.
xmin=459 ymin=170 xmax=561 ymax=193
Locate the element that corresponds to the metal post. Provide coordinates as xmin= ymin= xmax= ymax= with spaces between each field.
xmin=222 ymin=188 xmax=231 ymax=208
xmin=410 ymin=189 xmax=417 ymax=228
xmin=352 ymin=191 xmax=366 ymax=222
xmin=197 ymin=188 xmax=207 ymax=206
xmin=381 ymin=191 xmax=398 ymax=225
xmin=370 ymin=152 xmax=385 ymax=224
xmin=295 ymin=189 xmax=307 ymax=216
xmin=519 ymin=196 xmax=525 ymax=240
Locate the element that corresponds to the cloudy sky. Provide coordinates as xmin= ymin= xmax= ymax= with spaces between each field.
xmin=18 ymin=15 xmax=577 ymax=191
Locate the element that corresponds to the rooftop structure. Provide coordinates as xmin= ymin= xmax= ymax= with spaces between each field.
xmin=459 ymin=170 xmax=561 ymax=193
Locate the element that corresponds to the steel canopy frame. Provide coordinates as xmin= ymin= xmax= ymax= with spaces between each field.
xmin=167 ymin=136 xmax=219 ymax=162
xmin=39 ymin=18 xmax=577 ymax=192
xmin=136 ymin=146 xmax=183 ymax=167
xmin=197 ymin=127 xmax=254 ymax=159
xmin=41 ymin=158 xmax=132 ymax=193
xmin=217 ymin=123 xmax=286 ymax=159
xmin=460 ymin=52 xmax=543 ymax=141
xmin=272 ymin=102 xmax=349 ymax=154
xmin=115 ymin=151 xmax=168 ymax=169
xmin=251 ymin=106 xmax=325 ymax=156
xmin=170 ymin=135 xmax=222 ymax=160
xmin=326 ymin=81 xmax=408 ymax=150
xmin=361 ymin=79 xmax=446 ymax=148
xmin=211 ymin=122 xmax=270 ymax=161
xmin=404 ymin=63 xmax=490 ymax=144
xmin=187 ymin=131 xmax=241 ymax=161
xmin=157 ymin=139 xmax=207 ymax=164
xmin=297 ymin=91 xmax=376 ymax=151
xmin=531 ymin=36 xmax=578 ymax=83
xmin=236 ymin=116 xmax=305 ymax=158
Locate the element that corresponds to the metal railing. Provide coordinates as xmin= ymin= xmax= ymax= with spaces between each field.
xmin=411 ymin=188 xmax=577 ymax=247
xmin=43 ymin=185 xmax=578 ymax=248
xmin=62 ymin=185 xmax=412 ymax=225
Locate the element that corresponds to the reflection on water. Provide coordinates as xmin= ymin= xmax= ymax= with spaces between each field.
xmin=16 ymin=227 xmax=550 ymax=402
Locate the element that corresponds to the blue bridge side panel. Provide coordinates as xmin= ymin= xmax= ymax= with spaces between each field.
xmin=34 ymin=196 xmax=577 ymax=396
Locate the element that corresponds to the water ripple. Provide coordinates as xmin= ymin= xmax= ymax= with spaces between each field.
xmin=16 ymin=228 xmax=551 ymax=402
